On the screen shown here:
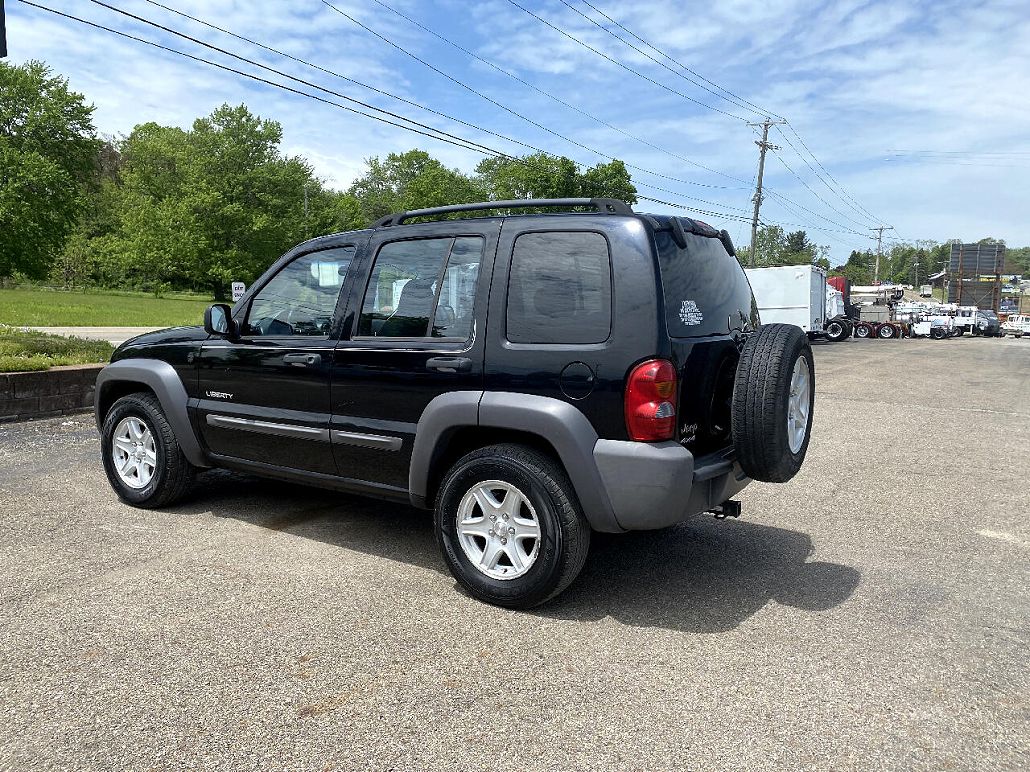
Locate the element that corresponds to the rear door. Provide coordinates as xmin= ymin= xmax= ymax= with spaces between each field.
xmin=329 ymin=220 xmax=499 ymax=491
xmin=195 ymin=239 xmax=363 ymax=474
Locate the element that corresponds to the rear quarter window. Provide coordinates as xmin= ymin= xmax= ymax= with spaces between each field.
xmin=506 ymin=231 xmax=612 ymax=344
xmin=656 ymin=231 xmax=757 ymax=338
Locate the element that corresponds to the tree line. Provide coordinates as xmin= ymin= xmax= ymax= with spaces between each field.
xmin=2 ymin=60 xmax=1027 ymax=300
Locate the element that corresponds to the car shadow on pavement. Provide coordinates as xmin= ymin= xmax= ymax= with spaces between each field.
xmin=183 ymin=472 xmax=860 ymax=635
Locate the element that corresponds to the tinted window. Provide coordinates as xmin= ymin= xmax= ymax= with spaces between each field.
xmin=244 ymin=246 xmax=354 ymax=336
xmin=358 ymin=236 xmax=483 ymax=339
xmin=506 ymin=231 xmax=612 ymax=344
xmin=658 ymin=230 xmax=757 ymax=338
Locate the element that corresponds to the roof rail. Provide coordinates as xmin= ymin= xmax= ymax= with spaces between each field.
xmin=371 ymin=198 xmax=633 ymax=227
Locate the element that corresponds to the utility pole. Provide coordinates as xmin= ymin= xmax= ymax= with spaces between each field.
xmin=1 ymin=0 xmax=8 ymax=58
xmin=872 ymin=225 xmax=894 ymax=284
xmin=303 ymin=183 xmax=309 ymax=238
xmin=747 ymin=118 xmax=785 ymax=267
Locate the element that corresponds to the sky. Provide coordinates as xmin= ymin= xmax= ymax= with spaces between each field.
xmin=7 ymin=0 xmax=1030 ymax=263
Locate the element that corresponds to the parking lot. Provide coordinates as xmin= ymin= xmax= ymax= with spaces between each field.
xmin=1 ymin=336 xmax=1027 ymax=770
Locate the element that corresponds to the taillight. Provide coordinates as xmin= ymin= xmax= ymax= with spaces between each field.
xmin=625 ymin=359 xmax=677 ymax=441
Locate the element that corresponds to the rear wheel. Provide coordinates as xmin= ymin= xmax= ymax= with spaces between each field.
xmin=854 ymin=323 xmax=872 ymax=338
xmin=731 ymin=324 xmax=814 ymax=483
xmin=930 ymin=327 xmax=946 ymax=340
xmin=825 ymin=319 xmax=848 ymax=343
xmin=877 ymin=323 xmax=897 ymax=339
xmin=955 ymin=327 xmax=964 ymax=336
xmin=435 ymin=444 xmax=590 ymax=608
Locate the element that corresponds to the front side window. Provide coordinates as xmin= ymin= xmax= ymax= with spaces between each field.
xmin=358 ymin=236 xmax=483 ymax=339
xmin=506 ymin=231 xmax=612 ymax=344
xmin=244 ymin=246 xmax=354 ymax=337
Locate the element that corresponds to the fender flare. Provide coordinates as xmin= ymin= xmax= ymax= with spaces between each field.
xmin=409 ymin=391 xmax=622 ymax=533
xmin=94 ymin=360 xmax=209 ymax=467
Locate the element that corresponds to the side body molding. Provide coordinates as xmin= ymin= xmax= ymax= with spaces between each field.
xmin=409 ymin=390 xmax=622 ymax=533
xmin=94 ymin=360 xmax=209 ymax=467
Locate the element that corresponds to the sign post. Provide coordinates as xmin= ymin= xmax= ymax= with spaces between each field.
xmin=231 ymin=282 xmax=246 ymax=303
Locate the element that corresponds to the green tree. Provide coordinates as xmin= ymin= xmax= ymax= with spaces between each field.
xmin=348 ymin=149 xmax=486 ymax=223
xmin=0 ymin=60 xmax=99 ymax=281
xmin=475 ymin=152 xmax=636 ymax=204
xmin=106 ymin=104 xmax=334 ymax=297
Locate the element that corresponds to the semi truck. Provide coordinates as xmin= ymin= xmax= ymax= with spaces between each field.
xmin=745 ymin=265 xmax=852 ymax=342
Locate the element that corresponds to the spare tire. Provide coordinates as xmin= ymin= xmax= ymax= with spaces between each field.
xmin=731 ymin=324 xmax=815 ymax=483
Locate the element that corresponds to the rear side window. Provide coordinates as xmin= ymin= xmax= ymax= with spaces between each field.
xmin=506 ymin=231 xmax=612 ymax=344
xmin=357 ymin=236 xmax=483 ymax=339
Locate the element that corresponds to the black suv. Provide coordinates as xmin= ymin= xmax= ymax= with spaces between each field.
xmin=95 ymin=198 xmax=815 ymax=607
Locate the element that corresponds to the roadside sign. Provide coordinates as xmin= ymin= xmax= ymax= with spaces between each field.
xmin=231 ymin=281 xmax=246 ymax=302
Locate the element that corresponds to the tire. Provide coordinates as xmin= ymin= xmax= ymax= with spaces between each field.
xmin=842 ymin=320 xmax=854 ymax=338
xmin=101 ymin=392 xmax=195 ymax=508
xmin=854 ymin=323 xmax=872 ymax=338
xmin=930 ymin=327 xmax=946 ymax=340
xmin=731 ymin=323 xmax=814 ymax=483
xmin=435 ymin=443 xmax=590 ymax=609
xmin=877 ymin=323 xmax=897 ymax=339
xmin=825 ymin=319 xmax=848 ymax=343
xmin=954 ymin=327 xmax=964 ymax=336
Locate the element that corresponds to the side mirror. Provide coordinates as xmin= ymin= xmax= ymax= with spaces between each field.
xmin=204 ymin=303 xmax=237 ymax=338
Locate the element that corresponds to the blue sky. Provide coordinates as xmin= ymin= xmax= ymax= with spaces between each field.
xmin=8 ymin=0 xmax=1030 ymax=262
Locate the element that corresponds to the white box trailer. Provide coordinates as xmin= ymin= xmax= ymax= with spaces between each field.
xmin=744 ymin=265 xmax=828 ymax=334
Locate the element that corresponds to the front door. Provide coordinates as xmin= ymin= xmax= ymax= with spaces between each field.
xmin=329 ymin=221 xmax=499 ymax=492
xmin=195 ymin=240 xmax=362 ymax=474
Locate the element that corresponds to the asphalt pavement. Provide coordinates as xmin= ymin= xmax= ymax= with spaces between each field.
xmin=0 ymin=336 xmax=1027 ymax=770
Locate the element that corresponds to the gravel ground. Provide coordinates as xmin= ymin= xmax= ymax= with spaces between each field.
xmin=0 ymin=336 xmax=1027 ymax=771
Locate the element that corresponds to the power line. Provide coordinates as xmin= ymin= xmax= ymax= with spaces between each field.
xmin=545 ymin=0 xmax=882 ymax=227
xmin=573 ymin=0 xmax=778 ymax=119
xmin=508 ymin=0 xmax=882 ymax=235
xmin=320 ymin=0 xmax=753 ymax=211
xmin=18 ymin=0 xmax=494 ymax=155
xmin=84 ymin=0 xmax=508 ymax=158
xmin=768 ymin=148 xmax=872 ymax=234
xmin=779 ymin=123 xmax=881 ymax=223
xmin=140 ymin=0 xmax=748 ymax=211
xmin=362 ymin=0 xmax=747 ymax=190
xmin=18 ymin=1 xmax=753 ymax=227
xmin=503 ymin=0 xmax=750 ymax=124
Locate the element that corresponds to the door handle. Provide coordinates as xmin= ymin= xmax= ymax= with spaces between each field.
xmin=283 ymin=353 xmax=321 ymax=366
xmin=426 ymin=356 xmax=473 ymax=373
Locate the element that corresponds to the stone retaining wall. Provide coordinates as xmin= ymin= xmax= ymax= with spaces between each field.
xmin=0 ymin=364 xmax=104 ymax=422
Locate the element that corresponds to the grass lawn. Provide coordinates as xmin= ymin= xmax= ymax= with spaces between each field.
xmin=0 ymin=327 xmax=115 ymax=373
xmin=0 ymin=288 xmax=212 ymax=327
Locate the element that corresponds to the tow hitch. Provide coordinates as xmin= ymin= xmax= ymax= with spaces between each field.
xmin=709 ymin=500 xmax=742 ymax=520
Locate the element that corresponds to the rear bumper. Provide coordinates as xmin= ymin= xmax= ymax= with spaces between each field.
xmin=593 ymin=440 xmax=751 ymax=531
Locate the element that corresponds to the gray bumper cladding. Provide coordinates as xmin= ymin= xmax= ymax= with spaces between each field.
xmin=593 ymin=440 xmax=750 ymax=530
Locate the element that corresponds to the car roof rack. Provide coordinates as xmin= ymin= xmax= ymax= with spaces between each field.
xmin=371 ymin=198 xmax=634 ymax=227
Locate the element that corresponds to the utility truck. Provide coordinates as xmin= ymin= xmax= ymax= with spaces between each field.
xmin=745 ymin=265 xmax=852 ymax=342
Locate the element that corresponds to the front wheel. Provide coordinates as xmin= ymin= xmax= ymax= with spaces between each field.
xmin=101 ymin=392 xmax=195 ymax=508
xmin=435 ymin=444 xmax=590 ymax=608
